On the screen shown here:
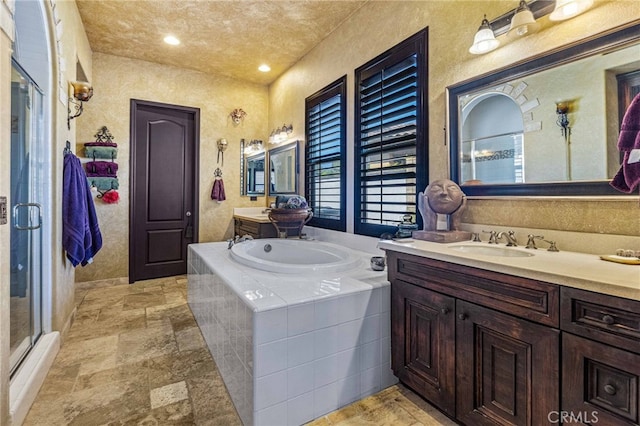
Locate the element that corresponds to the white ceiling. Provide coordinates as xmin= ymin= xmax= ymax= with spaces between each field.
xmin=75 ymin=0 xmax=369 ymax=85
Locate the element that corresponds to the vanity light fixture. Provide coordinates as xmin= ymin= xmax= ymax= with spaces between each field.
xmin=67 ymin=80 xmax=93 ymax=129
xmin=248 ymin=139 xmax=263 ymax=151
xmin=549 ymin=0 xmax=594 ymax=21
xmin=269 ymin=124 xmax=293 ymax=143
xmin=509 ymin=0 xmax=536 ymax=36
xmin=469 ymin=15 xmax=500 ymax=55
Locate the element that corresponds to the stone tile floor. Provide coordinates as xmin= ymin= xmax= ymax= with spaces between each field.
xmin=23 ymin=276 xmax=455 ymax=425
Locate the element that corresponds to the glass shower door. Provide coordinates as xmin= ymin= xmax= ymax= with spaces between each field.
xmin=10 ymin=62 xmax=44 ymax=375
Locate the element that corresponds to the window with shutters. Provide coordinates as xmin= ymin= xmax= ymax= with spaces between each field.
xmin=354 ymin=29 xmax=428 ymax=237
xmin=305 ymin=76 xmax=347 ymax=231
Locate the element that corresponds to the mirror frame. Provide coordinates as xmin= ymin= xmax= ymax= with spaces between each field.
xmin=245 ymin=151 xmax=266 ymax=196
xmin=268 ymin=141 xmax=299 ymax=196
xmin=448 ymin=21 xmax=640 ymax=197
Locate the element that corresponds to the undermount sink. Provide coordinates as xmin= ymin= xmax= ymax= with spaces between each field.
xmin=449 ymin=244 xmax=535 ymax=258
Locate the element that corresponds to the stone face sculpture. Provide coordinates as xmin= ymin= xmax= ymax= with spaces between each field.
xmin=417 ymin=179 xmax=467 ymax=232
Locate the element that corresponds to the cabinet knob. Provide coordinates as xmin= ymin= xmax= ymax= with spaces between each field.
xmin=604 ymin=384 xmax=617 ymax=395
xmin=602 ymin=315 xmax=615 ymax=325
xmin=441 ymin=307 xmax=450 ymax=315
xmin=458 ymin=313 xmax=467 ymax=320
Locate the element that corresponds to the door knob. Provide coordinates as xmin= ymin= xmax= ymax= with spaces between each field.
xmin=458 ymin=313 xmax=468 ymax=320
xmin=186 ymin=211 xmax=192 ymax=217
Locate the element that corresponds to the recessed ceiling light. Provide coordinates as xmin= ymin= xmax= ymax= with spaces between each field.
xmin=258 ymin=64 xmax=271 ymax=72
xmin=163 ymin=35 xmax=180 ymax=46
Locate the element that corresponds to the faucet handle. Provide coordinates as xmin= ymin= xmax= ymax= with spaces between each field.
xmin=543 ymin=239 xmax=559 ymax=252
xmin=471 ymin=232 xmax=482 ymax=242
xmin=525 ymin=234 xmax=544 ymax=249
xmin=482 ymin=230 xmax=498 ymax=244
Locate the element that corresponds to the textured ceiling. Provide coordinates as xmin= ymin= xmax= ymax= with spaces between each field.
xmin=75 ymin=0 xmax=368 ymax=85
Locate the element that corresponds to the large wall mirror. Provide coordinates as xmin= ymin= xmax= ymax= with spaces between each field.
xmin=269 ymin=141 xmax=298 ymax=195
xmin=448 ymin=21 xmax=640 ymax=196
xmin=245 ymin=151 xmax=266 ymax=196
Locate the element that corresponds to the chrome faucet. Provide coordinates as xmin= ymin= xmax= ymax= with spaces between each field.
xmin=483 ymin=230 xmax=498 ymax=244
xmin=227 ymin=234 xmax=254 ymax=249
xmin=497 ymin=230 xmax=518 ymax=247
xmin=525 ymin=234 xmax=544 ymax=249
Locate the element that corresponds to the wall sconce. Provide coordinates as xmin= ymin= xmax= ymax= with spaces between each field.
xmin=67 ymin=80 xmax=93 ymax=129
xmin=555 ymin=100 xmax=571 ymax=140
xmin=550 ymin=0 xmax=593 ymax=20
xmin=509 ymin=0 xmax=536 ymax=36
xmin=469 ymin=15 xmax=500 ymax=55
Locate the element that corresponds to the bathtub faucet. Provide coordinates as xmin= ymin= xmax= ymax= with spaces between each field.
xmin=227 ymin=234 xmax=254 ymax=249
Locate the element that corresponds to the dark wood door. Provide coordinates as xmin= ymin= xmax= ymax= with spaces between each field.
xmin=563 ymin=333 xmax=640 ymax=425
xmin=391 ymin=279 xmax=455 ymax=417
xmin=456 ymin=300 xmax=559 ymax=425
xmin=130 ymin=100 xmax=199 ymax=282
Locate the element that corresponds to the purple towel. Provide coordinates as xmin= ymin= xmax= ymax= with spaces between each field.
xmin=211 ymin=178 xmax=226 ymax=202
xmin=611 ymin=93 xmax=640 ymax=193
xmin=63 ymin=153 xmax=103 ymax=267
xmin=85 ymin=161 xmax=118 ymax=177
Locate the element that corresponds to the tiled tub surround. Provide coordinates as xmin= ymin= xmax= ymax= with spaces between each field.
xmin=187 ymin=239 xmax=395 ymax=426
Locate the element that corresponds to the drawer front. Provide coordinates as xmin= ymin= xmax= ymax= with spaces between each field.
xmin=561 ymin=287 xmax=640 ymax=354
xmin=235 ymin=218 xmax=259 ymax=235
xmin=563 ymin=333 xmax=640 ymax=425
xmin=387 ymin=251 xmax=559 ymax=327
xmin=257 ymin=222 xmax=278 ymax=238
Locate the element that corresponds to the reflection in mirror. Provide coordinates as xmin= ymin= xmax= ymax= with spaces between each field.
xmin=245 ymin=152 xmax=265 ymax=196
xmin=269 ymin=141 xmax=298 ymax=195
xmin=449 ymin=22 xmax=640 ymax=196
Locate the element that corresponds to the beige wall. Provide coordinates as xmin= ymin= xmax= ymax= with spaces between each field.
xmin=1 ymin=0 xmax=92 ymax=422
xmin=74 ymin=52 xmax=269 ymax=282
xmin=269 ymin=0 xmax=640 ymax=237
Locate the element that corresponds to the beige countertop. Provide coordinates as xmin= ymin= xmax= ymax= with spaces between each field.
xmin=233 ymin=213 xmax=272 ymax=223
xmin=378 ymin=239 xmax=640 ymax=301
xmin=233 ymin=207 xmax=272 ymax=223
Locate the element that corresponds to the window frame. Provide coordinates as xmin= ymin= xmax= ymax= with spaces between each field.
xmin=354 ymin=28 xmax=429 ymax=238
xmin=304 ymin=75 xmax=347 ymax=231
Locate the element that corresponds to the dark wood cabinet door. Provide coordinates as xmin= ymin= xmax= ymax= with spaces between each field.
xmin=563 ymin=333 xmax=640 ymax=425
xmin=456 ymin=300 xmax=559 ymax=425
xmin=391 ymin=280 xmax=455 ymax=417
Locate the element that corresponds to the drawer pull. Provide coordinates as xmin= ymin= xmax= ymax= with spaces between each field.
xmin=602 ymin=314 xmax=615 ymax=325
xmin=604 ymin=384 xmax=617 ymax=395
xmin=441 ymin=307 xmax=450 ymax=315
xmin=458 ymin=313 xmax=468 ymax=320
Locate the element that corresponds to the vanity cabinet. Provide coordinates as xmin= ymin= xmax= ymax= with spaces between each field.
xmin=561 ymin=287 xmax=640 ymax=425
xmin=387 ymin=250 xmax=560 ymax=425
xmin=233 ymin=217 xmax=277 ymax=239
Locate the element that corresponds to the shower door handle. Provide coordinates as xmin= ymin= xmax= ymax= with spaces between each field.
xmin=13 ymin=202 xmax=42 ymax=230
